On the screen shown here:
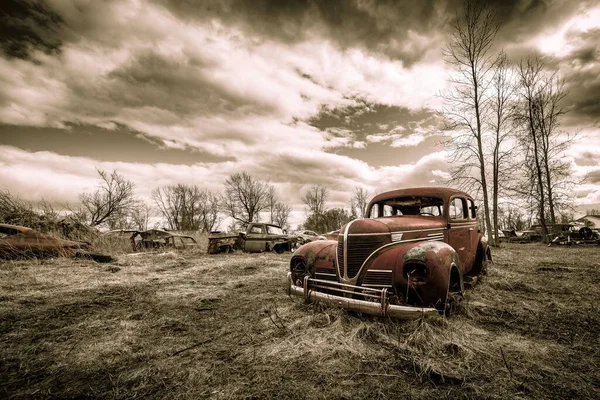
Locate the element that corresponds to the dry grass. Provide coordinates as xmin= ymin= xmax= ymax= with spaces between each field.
xmin=1 ymin=243 xmax=599 ymax=399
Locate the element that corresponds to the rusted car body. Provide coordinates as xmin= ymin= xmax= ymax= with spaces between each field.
xmin=208 ymin=223 xmax=295 ymax=254
xmin=0 ymin=224 xmax=112 ymax=262
xmin=104 ymin=229 xmax=198 ymax=252
xmin=131 ymin=230 xmax=197 ymax=251
xmin=287 ymin=187 xmax=491 ymax=319
xmin=548 ymin=224 xmax=600 ymax=245
xmin=295 ymin=230 xmax=326 ymax=245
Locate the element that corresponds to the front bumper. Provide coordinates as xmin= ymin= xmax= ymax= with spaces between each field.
xmin=286 ymin=272 xmax=439 ymax=319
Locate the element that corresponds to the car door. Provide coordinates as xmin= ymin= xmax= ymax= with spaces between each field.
xmin=447 ymin=196 xmax=475 ymax=271
xmin=244 ymin=224 xmax=268 ymax=252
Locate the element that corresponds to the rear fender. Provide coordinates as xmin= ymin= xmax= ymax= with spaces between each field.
xmin=479 ymin=234 xmax=492 ymax=262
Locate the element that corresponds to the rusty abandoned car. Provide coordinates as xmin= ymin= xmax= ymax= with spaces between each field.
xmin=103 ymin=229 xmax=198 ymax=252
xmin=0 ymin=224 xmax=112 ymax=262
xmin=287 ymin=187 xmax=491 ymax=319
xmin=208 ymin=222 xmax=296 ymax=254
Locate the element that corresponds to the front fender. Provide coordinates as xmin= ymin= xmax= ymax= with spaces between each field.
xmin=290 ymin=240 xmax=337 ymax=276
xmin=363 ymin=240 xmax=460 ymax=308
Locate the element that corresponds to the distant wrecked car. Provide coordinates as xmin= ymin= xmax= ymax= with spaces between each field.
xmin=548 ymin=224 xmax=600 ymax=245
xmin=0 ymin=224 xmax=112 ymax=262
xmin=208 ymin=223 xmax=296 ymax=254
xmin=287 ymin=187 xmax=491 ymax=319
xmin=103 ymin=229 xmax=198 ymax=252
xmin=295 ymin=230 xmax=326 ymax=245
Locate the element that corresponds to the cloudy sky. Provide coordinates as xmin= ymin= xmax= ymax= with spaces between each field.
xmin=1 ymin=0 xmax=599 ymax=229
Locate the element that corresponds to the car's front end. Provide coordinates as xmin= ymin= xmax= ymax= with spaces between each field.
xmin=288 ymin=216 xmax=460 ymax=319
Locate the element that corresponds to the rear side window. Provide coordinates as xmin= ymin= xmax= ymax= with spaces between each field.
xmin=468 ymin=199 xmax=476 ymax=219
xmin=249 ymin=225 xmax=263 ymax=234
xmin=449 ymin=197 xmax=467 ymax=220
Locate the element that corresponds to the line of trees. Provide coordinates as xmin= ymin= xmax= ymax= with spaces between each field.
xmin=76 ymin=170 xmax=292 ymax=232
xmin=442 ymin=0 xmax=576 ymax=244
xmin=299 ymin=185 xmax=371 ymax=233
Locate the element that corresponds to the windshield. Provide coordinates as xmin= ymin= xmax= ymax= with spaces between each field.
xmin=368 ymin=196 xmax=444 ymax=218
xmin=266 ymin=225 xmax=284 ymax=235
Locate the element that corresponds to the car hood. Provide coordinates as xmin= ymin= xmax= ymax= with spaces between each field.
xmin=340 ymin=216 xmax=446 ymax=234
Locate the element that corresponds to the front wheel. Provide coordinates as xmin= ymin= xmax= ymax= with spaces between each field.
xmin=438 ymin=280 xmax=463 ymax=317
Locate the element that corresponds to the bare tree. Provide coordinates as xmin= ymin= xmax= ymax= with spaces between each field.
xmin=532 ymin=68 xmax=570 ymax=226
xmin=304 ymin=208 xmax=352 ymax=233
xmin=130 ymin=201 xmax=151 ymax=231
xmin=350 ymin=187 xmax=370 ymax=218
xmin=222 ymin=172 xmax=269 ymax=225
xmin=301 ymin=185 xmax=328 ymax=216
xmin=514 ymin=57 xmax=573 ymax=241
xmin=152 ymin=184 xmax=220 ymax=231
xmin=442 ymin=0 xmax=499 ymax=238
xmin=79 ymin=169 xmax=136 ymax=227
xmin=266 ymin=184 xmax=277 ymax=224
xmin=273 ymin=202 xmax=291 ymax=230
xmin=488 ymin=51 xmax=517 ymax=245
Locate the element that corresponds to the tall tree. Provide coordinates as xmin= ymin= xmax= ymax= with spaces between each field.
xmin=79 ymin=169 xmax=136 ymax=227
xmin=442 ymin=0 xmax=499 ymax=238
xmin=273 ymin=202 xmax=291 ymax=231
xmin=222 ymin=172 xmax=269 ymax=225
xmin=301 ymin=185 xmax=328 ymax=216
xmin=489 ymin=51 xmax=516 ymax=245
xmin=304 ymin=208 xmax=352 ymax=233
xmin=514 ymin=58 xmax=572 ymax=241
xmin=350 ymin=187 xmax=370 ymax=218
xmin=152 ymin=184 xmax=220 ymax=231
xmin=266 ymin=185 xmax=277 ymax=224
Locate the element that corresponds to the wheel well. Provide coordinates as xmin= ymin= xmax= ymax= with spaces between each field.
xmin=449 ymin=265 xmax=462 ymax=293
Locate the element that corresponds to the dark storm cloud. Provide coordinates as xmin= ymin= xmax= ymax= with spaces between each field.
xmin=0 ymin=124 xmax=234 ymax=165
xmin=588 ymin=170 xmax=600 ymax=184
xmin=560 ymin=28 xmax=600 ymax=126
xmin=575 ymin=151 xmax=600 ymax=167
xmin=152 ymin=0 xmax=593 ymax=66
xmin=152 ymin=0 xmax=464 ymax=66
xmin=486 ymin=0 xmax=592 ymax=43
xmin=309 ymin=101 xmax=440 ymax=138
xmin=106 ymin=50 xmax=274 ymax=119
xmin=0 ymin=0 xmax=63 ymax=59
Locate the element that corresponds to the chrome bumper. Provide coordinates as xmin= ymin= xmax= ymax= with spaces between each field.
xmin=286 ymin=272 xmax=439 ymax=319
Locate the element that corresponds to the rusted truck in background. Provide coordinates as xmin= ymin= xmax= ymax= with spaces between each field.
xmin=208 ymin=223 xmax=297 ymax=254
xmin=287 ymin=187 xmax=491 ymax=318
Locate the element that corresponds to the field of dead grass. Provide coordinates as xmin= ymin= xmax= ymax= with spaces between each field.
xmin=1 ymin=243 xmax=599 ymax=399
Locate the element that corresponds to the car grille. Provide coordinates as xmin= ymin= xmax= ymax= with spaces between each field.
xmin=315 ymin=267 xmax=337 ymax=282
xmin=336 ymin=237 xmax=344 ymax=276
xmin=362 ymin=270 xmax=393 ymax=287
xmin=337 ymin=235 xmax=387 ymax=279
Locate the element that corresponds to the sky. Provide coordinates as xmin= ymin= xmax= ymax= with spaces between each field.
xmin=0 ymin=0 xmax=599 ymax=229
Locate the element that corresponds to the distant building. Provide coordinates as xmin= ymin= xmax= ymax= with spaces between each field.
xmin=576 ymin=215 xmax=600 ymax=228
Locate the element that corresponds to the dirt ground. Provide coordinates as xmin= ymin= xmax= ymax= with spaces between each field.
xmin=1 ymin=243 xmax=599 ymax=399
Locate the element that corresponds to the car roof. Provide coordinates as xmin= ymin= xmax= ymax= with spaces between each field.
xmin=369 ymin=187 xmax=471 ymax=206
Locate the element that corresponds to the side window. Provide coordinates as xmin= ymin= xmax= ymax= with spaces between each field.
xmin=449 ymin=198 xmax=467 ymax=220
xmin=369 ymin=204 xmax=379 ymax=218
xmin=468 ymin=199 xmax=476 ymax=219
xmin=420 ymin=205 xmax=441 ymax=216
xmin=249 ymin=225 xmax=263 ymax=234
xmin=383 ymin=205 xmax=394 ymax=216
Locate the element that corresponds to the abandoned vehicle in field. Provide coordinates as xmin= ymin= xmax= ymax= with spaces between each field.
xmin=287 ymin=187 xmax=491 ymax=318
xmin=295 ymin=230 xmax=326 ymax=245
xmin=548 ymin=224 xmax=600 ymax=245
xmin=0 ymin=224 xmax=112 ymax=262
xmin=208 ymin=223 xmax=296 ymax=254
xmin=104 ymin=229 xmax=198 ymax=252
